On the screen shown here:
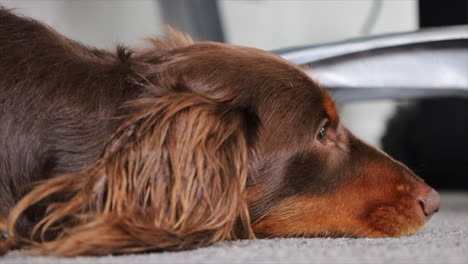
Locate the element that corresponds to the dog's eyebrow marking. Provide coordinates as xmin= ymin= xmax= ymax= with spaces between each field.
xmin=323 ymin=93 xmax=339 ymax=123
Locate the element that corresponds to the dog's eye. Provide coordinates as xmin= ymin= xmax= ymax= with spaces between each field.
xmin=317 ymin=126 xmax=327 ymax=140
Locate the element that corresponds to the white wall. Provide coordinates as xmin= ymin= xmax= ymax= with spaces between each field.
xmin=219 ymin=0 xmax=417 ymax=50
xmin=1 ymin=0 xmax=164 ymax=48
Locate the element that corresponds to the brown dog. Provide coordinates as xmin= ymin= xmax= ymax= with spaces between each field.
xmin=0 ymin=9 xmax=440 ymax=256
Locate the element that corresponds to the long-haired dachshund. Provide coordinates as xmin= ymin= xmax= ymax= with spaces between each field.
xmin=0 ymin=9 xmax=440 ymax=257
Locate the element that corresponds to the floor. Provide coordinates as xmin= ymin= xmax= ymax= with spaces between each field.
xmin=2 ymin=192 xmax=467 ymax=264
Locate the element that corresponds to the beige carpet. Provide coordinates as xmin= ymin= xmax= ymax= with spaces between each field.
xmin=2 ymin=192 xmax=467 ymax=264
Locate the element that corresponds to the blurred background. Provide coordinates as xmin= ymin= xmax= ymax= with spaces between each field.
xmin=1 ymin=0 xmax=467 ymax=190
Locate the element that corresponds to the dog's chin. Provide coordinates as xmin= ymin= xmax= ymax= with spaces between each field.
xmin=254 ymin=200 xmax=429 ymax=239
xmin=363 ymin=201 xmax=428 ymax=238
xmin=306 ymin=215 xmax=427 ymax=239
xmin=250 ymin=193 xmax=430 ymax=240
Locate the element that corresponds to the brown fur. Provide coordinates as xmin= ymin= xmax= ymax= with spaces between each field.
xmin=9 ymin=93 xmax=254 ymax=256
xmin=0 ymin=9 xmax=438 ymax=256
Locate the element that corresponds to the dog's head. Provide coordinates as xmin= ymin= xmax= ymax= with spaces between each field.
xmin=9 ymin=33 xmax=439 ymax=256
xmin=136 ymin=36 xmax=440 ymax=238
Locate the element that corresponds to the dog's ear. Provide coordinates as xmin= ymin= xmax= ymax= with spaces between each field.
xmin=8 ymin=92 xmax=255 ymax=256
xmin=138 ymin=27 xmax=193 ymax=60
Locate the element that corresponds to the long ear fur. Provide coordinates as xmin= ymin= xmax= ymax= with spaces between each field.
xmin=8 ymin=92 xmax=254 ymax=256
xmin=138 ymin=27 xmax=193 ymax=59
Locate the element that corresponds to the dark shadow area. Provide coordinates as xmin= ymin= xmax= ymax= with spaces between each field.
xmin=382 ymin=98 xmax=468 ymax=190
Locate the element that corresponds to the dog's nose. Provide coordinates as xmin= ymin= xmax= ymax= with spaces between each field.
xmin=417 ymin=188 xmax=440 ymax=216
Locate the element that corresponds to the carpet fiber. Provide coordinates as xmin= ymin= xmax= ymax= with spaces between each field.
xmin=2 ymin=192 xmax=467 ymax=264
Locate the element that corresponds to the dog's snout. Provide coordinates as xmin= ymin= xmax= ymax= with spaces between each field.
xmin=417 ymin=188 xmax=440 ymax=216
